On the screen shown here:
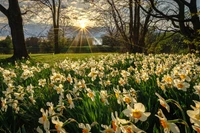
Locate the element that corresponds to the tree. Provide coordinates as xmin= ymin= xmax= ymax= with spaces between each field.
xmin=0 ymin=0 xmax=29 ymax=59
xmin=92 ymin=0 xmax=153 ymax=53
xmin=33 ymin=0 xmax=62 ymax=54
xmin=0 ymin=35 xmax=12 ymax=54
xmin=26 ymin=37 xmax=41 ymax=53
xmin=141 ymin=0 xmax=200 ymax=52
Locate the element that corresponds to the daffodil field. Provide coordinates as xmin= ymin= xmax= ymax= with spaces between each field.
xmin=0 ymin=53 xmax=200 ymax=133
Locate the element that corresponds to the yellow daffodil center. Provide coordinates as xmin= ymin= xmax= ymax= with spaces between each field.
xmin=165 ymin=77 xmax=172 ymax=83
xmin=68 ymin=99 xmax=72 ymax=104
xmin=112 ymin=121 xmax=117 ymax=131
xmin=195 ymin=114 xmax=200 ymax=120
xmin=56 ymin=87 xmax=61 ymax=92
xmin=180 ymin=74 xmax=186 ymax=80
xmin=160 ymin=120 xmax=168 ymax=128
xmin=82 ymin=129 xmax=89 ymax=133
xmin=177 ymin=83 xmax=184 ymax=88
xmin=125 ymin=127 xmax=132 ymax=133
xmin=67 ymin=77 xmax=72 ymax=83
xmin=125 ymin=97 xmax=131 ymax=104
xmin=42 ymin=115 xmax=46 ymax=122
xmin=160 ymin=101 xmax=167 ymax=108
xmin=88 ymin=92 xmax=94 ymax=98
xmin=132 ymin=109 xmax=142 ymax=118
xmin=115 ymin=93 xmax=119 ymax=98
xmin=101 ymin=98 xmax=105 ymax=103
xmin=194 ymin=127 xmax=200 ymax=133
xmin=105 ymin=129 xmax=113 ymax=133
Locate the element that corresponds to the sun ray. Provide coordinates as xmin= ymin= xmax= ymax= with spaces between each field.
xmin=66 ymin=19 xmax=99 ymax=53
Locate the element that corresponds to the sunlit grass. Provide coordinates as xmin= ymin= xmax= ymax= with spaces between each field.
xmin=0 ymin=53 xmax=111 ymax=65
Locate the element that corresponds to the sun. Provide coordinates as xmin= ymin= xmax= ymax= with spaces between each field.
xmin=79 ymin=20 xmax=87 ymax=29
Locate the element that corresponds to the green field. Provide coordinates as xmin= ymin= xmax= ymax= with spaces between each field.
xmin=0 ymin=53 xmax=111 ymax=65
xmin=0 ymin=53 xmax=200 ymax=133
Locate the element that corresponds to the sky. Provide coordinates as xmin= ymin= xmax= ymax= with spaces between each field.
xmin=0 ymin=0 xmax=199 ymax=39
xmin=0 ymin=0 xmax=103 ymax=38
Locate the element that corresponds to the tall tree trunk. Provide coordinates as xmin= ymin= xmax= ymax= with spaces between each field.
xmin=133 ymin=0 xmax=141 ymax=52
xmin=52 ymin=0 xmax=61 ymax=54
xmin=139 ymin=8 xmax=152 ymax=53
xmin=178 ymin=0 xmax=197 ymax=52
xmin=0 ymin=0 xmax=29 ymax=59
xmin=129 ymin=0 xmax=134 ymax=52
xmin=54 ymin=27 xmax=60 ymax=53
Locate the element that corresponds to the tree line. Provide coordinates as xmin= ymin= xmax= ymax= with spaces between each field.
xmin=0 ymin=0 xmax=199 ymax=59
xmin=0 ymin=31 xmax=189 ymax=54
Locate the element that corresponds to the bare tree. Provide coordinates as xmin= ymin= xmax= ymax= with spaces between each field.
xmin=92 ymin=0 xmax=153 ymax=53
xmin=32 ymin=0 xmax=62 ymax=54
xmin=0 ymin=0 xmax=29 ymax=59
xmin=141 ymin=0 xmax=200 ymax=52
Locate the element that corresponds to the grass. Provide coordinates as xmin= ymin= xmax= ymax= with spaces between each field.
xmin=0 ymin=53 xmax=111 ymax=66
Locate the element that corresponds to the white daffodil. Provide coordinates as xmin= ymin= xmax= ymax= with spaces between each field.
xmin=88 ymin=68 xmax=98 ymax=81
xmin=38 ymin=108 xmax=50 ymax=132
xmin=121 ymin=123 xmax=145 ymax=133
xmin=38 ymin=79 xmax=46 ymax=87
xmin=123 ymin=103 xmax=151 ymax=123
xmin=52 ymin=116 xmax=66 ymax=133
xmin=113 ymin=87 xmax=123 ymax=105
xmin=156 ymin=109 xmax=180 ymax=133
xmin=173 ymin=79 xmax=190 ymax=91
xmin=194 ymin=84 xmax=200 ymax=96
xmin=101 ymin=124 xmax=115 ymax=133
xmin=86 ymin=88 xmax=96 ymax=101
xmin=78 ymin=123 xmax=91 ymax=133
xmin=100 ymin=90 xmax=109 ymax=105
xmin=1 ymin=97 xmax=8 ymax=112
xmin=111 ymin=111 xmax=129 ymax=133
xmin=187 ymin=108 xmax=200 ymax=125
xmin=155 ymin=93 xmax=170 ymax=112
xmin=66 ymin=93 xmax=75 ymax=109
xmin=54 ymin=84 xmax=64 ymax=94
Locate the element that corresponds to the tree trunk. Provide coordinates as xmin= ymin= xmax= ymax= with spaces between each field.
xmin=133 ymin=0 xmax=141 ymax=52
xmin=129 ymin=0 xmax=134 ymax=52
xmin=8 ymin=0 xmax=29 ymax=59
xmin=54 ymin=27 xmax=60 ymax=53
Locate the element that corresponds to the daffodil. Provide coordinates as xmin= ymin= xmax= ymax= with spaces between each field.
xmin=194 ymin=84 xmax=200 ymax=96
xmin=54 ymin=84 xmax=64 ymax=94
xmin=121 ymin=123 xmax=145 ymax=133
xmin=38 ymin=108 xmax=50 ymax=132
xmin=174 ymin=79 xmax=190 ymax=91
xmin=78 ymin=123 xmax=91 ymax=133
xmin=88 ymin=68 xmax=98 ymax=81
xmin=101 ymin=124 xmax=115 ymax=133
xmin=38 ymin=79 xmax=46 ymax=87
xmin=66 ymin=93 xmax=74 ymax=109
xmin=86 ymin=88 xmax=96 ymax=101
xmin=156 ymin=109 xmax=180 ymax=133
xmin=100 ymin=90 xmax=109 ymax=105
xmin=123 ymin=103 xmax=151 ymax=123
xmin=113 ymin=87 xmax=123 ymax=105
xmin=155 ymin=93 xmax=170 ymax=112
xmin=1 ymin=97 xmax=8 ymax=112
xmin=52 ymin=116 xmax=66 ymax=133
xmin=111 ymin=111 xmax=129 ymax=133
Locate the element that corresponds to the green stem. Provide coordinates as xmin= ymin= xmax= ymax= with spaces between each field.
xmin=167 ymin=99 xmax=191 ymax=133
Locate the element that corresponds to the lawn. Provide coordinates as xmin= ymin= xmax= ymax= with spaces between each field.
xmin=0 ymin=53 xmax=200 ymax=133
xmin=0 ymin=53 xmax=110 ymax=66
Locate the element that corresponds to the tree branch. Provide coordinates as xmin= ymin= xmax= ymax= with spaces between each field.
xmin=138 ymin=1 xmax=192 ymax=22
xmin=0 ymin=4 xmax=8 ymax=17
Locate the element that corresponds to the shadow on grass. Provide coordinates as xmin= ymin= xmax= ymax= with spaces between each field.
xmin=0 ymin=57 xmax=29 ymax=67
